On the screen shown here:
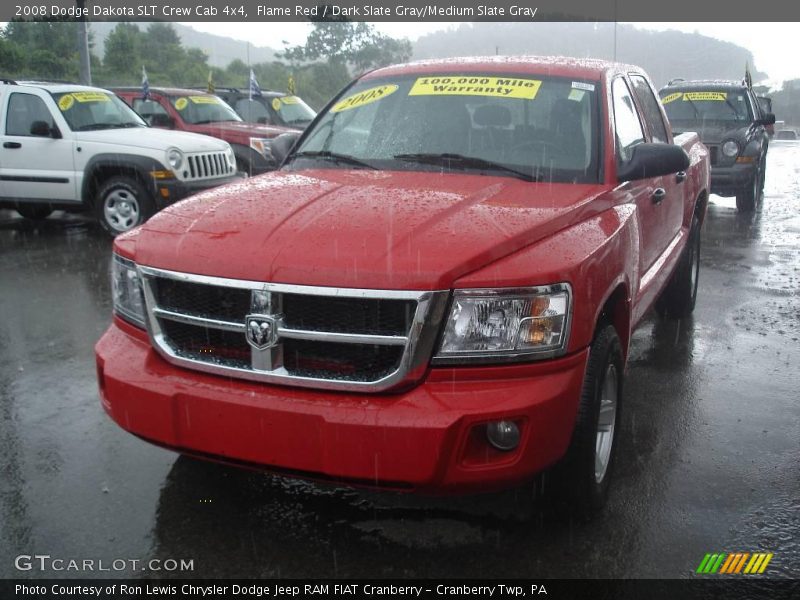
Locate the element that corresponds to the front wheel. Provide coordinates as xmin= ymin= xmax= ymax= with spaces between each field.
xmin=95 ymin=176 xmax=154 ymax=236
xmin=550 ymin=324 xmax=624 ymax=517
xmin=736 ymin=162 xmax=763 ymax=212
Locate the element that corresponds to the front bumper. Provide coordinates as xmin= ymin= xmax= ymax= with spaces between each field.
xmin=95 ymin=318 xmax=588 ymax=494
xmin=710 ymin=160 xmax=758 ymax=197
xmin=154 ymin=174 xmax=243 ymax=208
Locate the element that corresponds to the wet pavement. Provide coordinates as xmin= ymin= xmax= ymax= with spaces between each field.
xmin=1 ymin=145 xmax=798 ymax=580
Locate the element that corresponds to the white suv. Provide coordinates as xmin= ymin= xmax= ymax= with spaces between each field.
xmin=0 ymin=79 xmax=239 ymax=234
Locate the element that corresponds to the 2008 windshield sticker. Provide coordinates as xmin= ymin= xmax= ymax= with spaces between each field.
xmin=332 ymin=85 xmax=399 ymax=112
xmin=409 ymin=76 xmax=542 ymax=99
xmin=662 ymin=91 xmax=728 ymax=103
xmin=58 ymin=92 xmax=110 ymax=111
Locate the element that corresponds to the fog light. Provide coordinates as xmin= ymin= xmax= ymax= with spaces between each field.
xmin=486 ymin=420 xmax=520 ymax=451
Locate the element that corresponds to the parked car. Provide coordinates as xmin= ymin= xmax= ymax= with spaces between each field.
xmin=96 ymin=57 xmax=709 ymax=515
xmin=113 ymin=87 xmax=292 ymax=176
xmin=0 ymin=79 xmax=238 ymax=234
xmin=775 ymin=129 xmax=797 ymax=141
xmin=209 ymin=87 xmax=317 ymax=130
xmin=659 ymin=79 xmax=775 ymax=212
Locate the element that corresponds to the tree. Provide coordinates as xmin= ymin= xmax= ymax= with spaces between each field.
xmin=2 ymin=20 xmax=96 ymax=80
xmin=103 ymin=23 xmax=141 ymax=83
xmin=281 ymin=21 xmax=411 ymax=73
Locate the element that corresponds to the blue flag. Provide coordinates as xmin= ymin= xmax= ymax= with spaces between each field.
xmin=142 ymin=66 xmax=150 ymax=100
xmin=249 ymin=69 xmax=262 ymax=99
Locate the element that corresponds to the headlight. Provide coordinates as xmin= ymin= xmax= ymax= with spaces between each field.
xmin=166 ymin=147 xmax=183 ymax=170
xmin=111 ymin=254 xmax=146 ymax=328
xmin=225 ymin=145 xmax=236 ymax=167
xmin=434 ymin=284 xmax=571 ymax=363
xmin=721 ymin=140 xmax=740 ymax=157
xmin=249 ymin=137 xmax=272 ymax=158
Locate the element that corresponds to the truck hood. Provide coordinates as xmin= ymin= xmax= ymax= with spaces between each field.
xmin=190 ymin=121 xmax=291 ymax=140
xmin=670 ymin=120 xmax=751 ymax=145
xmin=128 ymin=169 xmax=611 ymax=290
xmin=77 ymin=127 xmax=229 ymax=152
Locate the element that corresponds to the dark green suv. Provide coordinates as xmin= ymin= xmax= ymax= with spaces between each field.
xmin=659 ymin=79 xmax=775 ymax=211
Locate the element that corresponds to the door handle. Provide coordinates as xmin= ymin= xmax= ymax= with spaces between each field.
xmin=675 ymin=171 xmax=687 ymax=183
xmin=3 ymin=142 xmax=21 ymax=149
xmin=651 ymin=188 xmax=666 ymax=205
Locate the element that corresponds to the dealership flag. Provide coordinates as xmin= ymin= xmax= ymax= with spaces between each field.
xmin=141 ymin=66 xmax=150 ymax=100
xmin=249 ymin=69 xmax=262 ymax=99
xmin=207 ymin=70 xmax=215 ymax=94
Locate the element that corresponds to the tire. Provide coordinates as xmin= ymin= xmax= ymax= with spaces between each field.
xmin=550 ymin=324 xmax=624 ymax=518
xmin=16 ymin=205 xmax=53 ymax=220
xmin=660 ymin=214 xmax=701 ymax=318
xmin=95 ymin=176 xmax=154 ymax=236
xmin=735 ymin=162 xmax=762 ymax=212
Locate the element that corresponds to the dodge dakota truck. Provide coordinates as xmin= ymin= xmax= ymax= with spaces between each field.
xmin=96 ymin=57 xmax=709 ymax=514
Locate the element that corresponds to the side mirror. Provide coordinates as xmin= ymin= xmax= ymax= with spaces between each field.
xmin=149 ymin=114 xmax=175 ymax=128
xmin=269 ymin=132 xmax=301 ymax=166
xmin=617 ymin=143 xmax=690 ymax=182
xmin=30 ymin=120 xmax=60 ymax=138
xmin=759 ymin=113 xmax=776 ymax=126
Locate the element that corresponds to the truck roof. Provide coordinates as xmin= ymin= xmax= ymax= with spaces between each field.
xmin=661 ymin=79 xmax=748 ymax=91
xmin=365 ymin=55 xmax=642 ymax=81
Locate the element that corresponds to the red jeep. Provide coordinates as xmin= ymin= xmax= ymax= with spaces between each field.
xmin=114 ymin=87 xmax=291 ymax=176
xmin=97 ymin=57 xmax=709 ymax=514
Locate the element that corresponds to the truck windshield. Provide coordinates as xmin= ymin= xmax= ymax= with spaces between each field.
xmin=170 ymin=95 xmax=242 ymax=124
xmin=660 ymin=89 xmax=753 ymax=124
xmin=289 ymin=73 xmax=601 ymax=183
xmin=53 ymin=91 xmax=147 ymax=131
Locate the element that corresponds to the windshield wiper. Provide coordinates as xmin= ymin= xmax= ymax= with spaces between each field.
xmin=75 ymin=123 xmax=120 ymax=131
xmin=393 ymin=153 xmax=537 ymax=182
xmin=290 ymin=150 xmax=377 ymax=170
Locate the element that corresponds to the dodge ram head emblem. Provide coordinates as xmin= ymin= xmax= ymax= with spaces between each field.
xmin=245 ymin=315 xmax=279 ymax=350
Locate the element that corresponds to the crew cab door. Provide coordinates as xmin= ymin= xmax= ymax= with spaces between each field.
xmin=628 ymin=74 xmax=684 ymax=254
xmin=0 ymin=89 xmax=78 ymax=202
xmin=611 ymin=77 xmax=671 ymax=277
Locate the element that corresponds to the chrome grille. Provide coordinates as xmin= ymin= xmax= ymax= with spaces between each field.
xmin=139 ymin=267 xmax=449 ymax=392
xmin=185 ymin=152 xmax=234 ymax=180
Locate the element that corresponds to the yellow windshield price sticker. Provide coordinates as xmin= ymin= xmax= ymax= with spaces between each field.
xmin=332 ymin=84 xmax=399 ymax=113
xmin=272 ymin=98 xmax=281 ymax=111
xmin=661 ymin=92 xmax=682 ymax=104
xmin=71 ymin=92 xmax=110 ymax=103
xmin=174 ymin=97 xmax=188 ymax=111
xmin=189 ymin=95 xmax=221 ymax=104
xmin=409 ymin=76 xmax=542 ymax=100
xmin=281 ymin=96 xmax=299 ymax=105
xmin=684 ymin=92 xmax=727 ymax=101
xmin=58 ymin=95 xmax=75 ymax=111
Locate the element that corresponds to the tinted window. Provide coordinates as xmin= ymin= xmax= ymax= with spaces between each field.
xmin=611 ymin=78 xmax=645 ymax=163
xmin=6 ymin=93 xmax=55 ymax=137
xmin=629 ymin=75 xmax=669 ymax=143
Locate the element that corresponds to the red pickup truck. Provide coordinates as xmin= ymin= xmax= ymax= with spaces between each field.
xmin=96 ymin=57 xmax=709 ymax=514
xmin=113 ymin=87 xmax=290 ymax=176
